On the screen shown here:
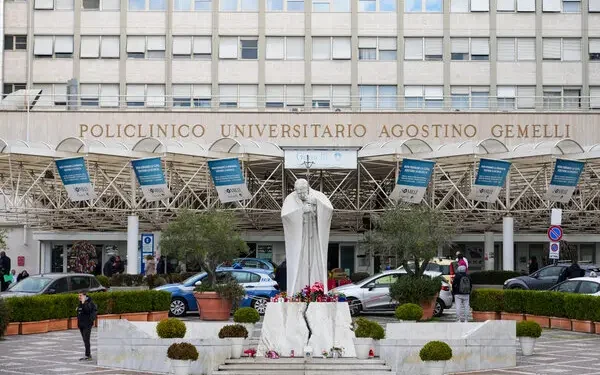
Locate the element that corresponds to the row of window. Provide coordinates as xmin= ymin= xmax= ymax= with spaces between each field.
xmin=6 ymin=83 xmax=600 ymax=110
xmin=27 ymin=35 xmax=600 ymax=62
xmin=31 ymin=0 xmax=600 ymax=12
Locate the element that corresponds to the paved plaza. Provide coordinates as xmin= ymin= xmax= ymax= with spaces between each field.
xmin=1 ymin=313 xmax=600 ymax=375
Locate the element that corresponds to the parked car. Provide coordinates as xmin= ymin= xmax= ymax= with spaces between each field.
xmin=549 ymin=274 xmax=600 ymax=296
xmin=154 ymin=268 xmax=279 ymax=317
xmin=503 ymin=263 xmax=600 ymax=290
xmin=0 ymin=273 xmax=106 ymax=298
xmin=398 ymin=258 xmax=455 ymax=284
xmin=217 ymin=258 xmax=278 ymax=273
xmin=331 ymin=269 xmax=453 ymax=317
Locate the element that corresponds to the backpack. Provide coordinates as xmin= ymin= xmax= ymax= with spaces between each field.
xmin=458 ymin=275 xmax=471 ymax=294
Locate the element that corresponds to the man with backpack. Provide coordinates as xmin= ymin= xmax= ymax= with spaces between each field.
xmin=452 ymin=265 xmax=472 ymax=323
xmin=77 ymin=291 xmax=97 ymax=361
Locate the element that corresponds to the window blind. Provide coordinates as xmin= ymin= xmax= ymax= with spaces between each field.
xmin=562 ymin=39 xmax=581 ymax=61
xmin=81 ymin=36 xmax=100 ymax=58
xmin=517 ymin=38 xmax=535 ymax=60
xmin=332 ymin=85 xmax=351 ymax=106
xmin=497 ymin=86 xmax=516 ymax=97
xmin=471 ymin=39 xmax=489 ymax=55
xmin=405 ymin=86 xmax=423 ymax=97
xmin=193 ymin=37 xmax=211 ymax=54
xmin=126 ymin=85 xmax=145 ymax=102
xmin=425 ymin=38 xmax=443 ymax=56
xmin=266 ymin=37 xmax=284 ymax=59
xmin=497 ymin=0 xmax=515 ymax=11
xmin=239 ymin=85 xmax=258 ymax=108
xmin=173 ymin=37 xmax=192 ymax=55
xmin=219 ymin=37 xmax=238 ymax=58
xmin=286 ymin=37 xmax=304 ymax=59
xmin=101 ymin=36 xmax=120 ymax=58
xmin=100 ymin=84 xmax=119 ymax=107
xmin=54 ymin=36 xmax=74 ymax=53
xmin=34 ymin=36 xmax=53 ymax=56
xmin=312 ymin=37 xmax=331 ymax=59
xmin=405 ymin=38 xmax=424 ymax=60
xmin=358 ymin=37 xmax=377 ymax=48
xmin=127 ymin=36 xmax=146 ymax=53
xmin=471 ymin=0 xmax=489 ymax=11
xmin=543 ymin=38 xmax=561 ymax=59
xmin=286 ymin=85 xmax=304 ymax=105
xmin=378 ymin=37 xmax=397 ymax=50
xmin=451 ymin=38 xmax=469 ymax=53
xmin=146 ymin=85 xmax=165 ymax=107
xmin=517 ymin=0 xmax=535 ymax=11
xmin=450 ymin=0 xmax=468 ymax=12
xmin=517 ymin=86 xmax=535 ymax=108
xmin=497 ymin=38 xmax=516 ymax=61
xmin=332 ymin=37 xmax=351 ymax=59
xmin=543 ymin=0 xmax=561 ymax=11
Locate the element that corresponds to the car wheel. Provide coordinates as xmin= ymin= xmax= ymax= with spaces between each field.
xmin=347 ymin=297 xmax=362 ymax=316
xmin=434 ymin=298 xmax=444 ymax=317
xmin=170 ymin=297 xmax=187 ymax=317
xmin=252 ymin=297 xmax=269 ymax=315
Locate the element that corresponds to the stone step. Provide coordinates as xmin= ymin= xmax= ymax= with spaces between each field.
xmin=215 ymin=371 xmax=393 ymax=375
xmin=219 ymin=364 xmax=392 ymax=371
xmin=224 ymin=358 xmax=386 ymax=365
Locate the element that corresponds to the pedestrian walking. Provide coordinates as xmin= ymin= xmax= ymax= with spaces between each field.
xmin=77 ymin=291 xmax=97 ymax=361
xmin=103 ymin=256 xmax=115 ymax=277
xmin=528 ymin=256 xmax=539 ymax=274
xmin=456 ymin=251 xmax=469 ymax=272
xmin=452 ymin=265 xmax=472 ymax=323
xmin=145 ymin=255 xmax=156 ymax=275
xmin=0 ymin=251 xmax=12 ymax=292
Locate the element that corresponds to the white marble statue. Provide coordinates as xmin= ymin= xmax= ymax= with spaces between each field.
xmin=281 ymin=179 xmax=333 ymax=295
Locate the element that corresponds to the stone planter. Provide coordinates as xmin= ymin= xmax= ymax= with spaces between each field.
xmin=193 ymin=292 xmax=232 ymax=321
xmin=423 ymin=360 xmax=446 ymax=375
xmin=519 ymin=337 xmax=536 ymax=356
xmin=354 ymin=337 xmax=373 ymax=360
xmin=571 ymin=319 xmax=594 ymax=333
xmin=525 ymin=314 xmax=550 ymax=328
xmin=550 ymin=317 xmax=572 ymax=331
xmin=69 ymin=317 xmax=79 ymax=330
xmin=472 ymin=311 xmax=500 ymax=322
xmin=95 ymin=314 xmax=120 ymax=327
xmin=230 ymin=337 xmax=245 ymax=359
xmin=420 ymin=293 xmax=439 ymax=321
xmin=20 ymin=320 xmax=49 ymax=335
xmin=120 ymin=312 xmax=149 ymax=322
xmin=242 ymin=323 xmax=255 ymax=339
xmin=594 ymin=322 xmax=600 ymax=335
xmin=501 ymin=312 xmax=524 ymax=322
xmin=4 ymin=322 xmax=20 ymax=336
xmin=48 ymin=318 xmax=69 ymax=332
xmin=148 ymin=311 xmax=169 ymax=322
xmin=170 ymin=359 xmax=192 ymax=375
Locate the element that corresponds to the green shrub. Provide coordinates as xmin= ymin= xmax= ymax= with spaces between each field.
xmin=218 ymin=324 xmax=248 ymax=339
xmin=502 ymin=289 xmax=525 ymax=314
xmin=419 ymin=341 xmax=453 ymax=361
xmin=564 ymin=294 xmax=596 ymax=321
xmin=0 ymin=298 xmax=12 ymax=338
xmin=233 ymin=307 xmax=260 ymax=324
xmin=157 ymin=318 xmax=187 ymax=338
xmin=151 ymin=291 xmax=171 ymax=312
xmin=49 ymin=294 xmax=78 ymax=319
xmin=213 ymin=280 xmax=246 ymax=304
xmin=350 ymin=272 xmax=371 ymax=283
xmin=110 ymin=291 xmax=153 ymax=314
xmin=95 ymin=275 xmax=110 ymax=288
xmin=353 ymin=318 xmax=385 ymax=340
xmin=469 ymin=271 xmax=521 ymax=285
xmin=167 ymin=342 xmax=199 ymax=361
xmin=389 ymin=276 xmax=442 ymax=305
xmin=546 ymin=292 xmax=566 ymax=318
xmin=516 ymin=321 xmax=542 ymax=338
xmin=394 ymin=303 xmax=424 ymax=321
xmin=89 ymin=292 xmax=112 ymax=315
xmin=522 ymin=291 xmax=551 ymax=316
xmin=470 ymin=289 xmax=504 ymax=312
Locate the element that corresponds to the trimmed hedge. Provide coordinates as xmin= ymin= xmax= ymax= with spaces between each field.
xmin=0 ymin=298 xmax=11 ymax=338
xmin=471 ymin=289 xmax=504 ymax=312
xmin=564 ymin=294 xmax=597 ymax=321
xmin=469 ymin=271 xmax=521 ymax=285
xmin=109 ymin=272 xmax=197 ymax=288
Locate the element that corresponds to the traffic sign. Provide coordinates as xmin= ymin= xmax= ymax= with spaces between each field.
xmin=547 ymin=225 xmax=563 ymax=242
xmin=549 ymin=242 xmax=560 ymax=260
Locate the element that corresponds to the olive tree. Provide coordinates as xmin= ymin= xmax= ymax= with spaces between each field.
xmin=160 ymin=210 xmax=247 ymax=286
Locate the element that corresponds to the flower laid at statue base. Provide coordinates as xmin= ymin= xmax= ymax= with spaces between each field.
xmin=68 ymin=240 xmax=98 ymax=274
xmin=270 ymin=282 xmax=347 ymax=303
xmin=265 ymin=350 xmax=280 ymax=359
xmin=243 ymin=349 xmax=256 ymax=357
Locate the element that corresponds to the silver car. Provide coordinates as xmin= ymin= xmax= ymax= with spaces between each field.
xmin=332 ymin=270 xmax=453 ymax=317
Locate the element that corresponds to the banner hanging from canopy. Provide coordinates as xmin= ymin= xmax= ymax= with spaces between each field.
xmin=131 ymin=157 xmax=172 ymax=202
xmin=545 ymin=158 xmax=585 ymax=203
xmin=208 ymin=158 xmax=252 ymax=203
xmin=55 ymin=157 xmax=96 ymax=202
xmin=390 ymin=159 xmax=436 ymax=204
xmin=468 ymin=158 xmax=511 ymax=203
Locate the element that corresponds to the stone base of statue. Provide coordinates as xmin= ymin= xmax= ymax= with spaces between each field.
xmin=257 ymin=302 xmax=356 ymax=358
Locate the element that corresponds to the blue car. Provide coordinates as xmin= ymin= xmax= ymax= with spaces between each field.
xmin=218 ymin=258 xmax=278 ymax=272
xmin=155 ymin=268 xmax=279 ymax=317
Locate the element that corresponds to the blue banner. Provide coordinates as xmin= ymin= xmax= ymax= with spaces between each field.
xmin=469 ymin=159 xmax=511 ymax=202
xmin=55 ymin=157 xmax=95 ymax=201
xmin=546 ymin=159 xmax=585 ymax=202
xmin=208 ymin=158 xmax=251 ymax=203
xmin=392 ymin=159 xmax=435 ymax=203
xmin=131 ymin=157 xmax=171 ymax=202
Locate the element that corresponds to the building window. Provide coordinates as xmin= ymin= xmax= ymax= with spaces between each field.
xmin=312 ymin=37 xmax=351 ymax=60
xmin=404 ymin=37 xmax=442 ymax=61
xmin=543 ymin=38 xmax=581 ymax=61
xmin=405 ymin=0 xmax=442 ymax=12
xmin=358 ymin=37 xmax=397 ymax=61
xmin=359 ymin=0 xmax=395 ymax=11
xmin=219 ymin=37 xmax=259 ymax=59
xmin=82 ymin=0 xmax=120 ymax=10
xmin=172 ymin=84 xmax=211 ymax=107
xmin=220 ymin=0 xmax=258 ymax=11
xmin=497 ymin=0 xmax=535 ymax=12
xmin=404 ymin=86 xmax=443 ymax=109
xmin=589 ymin=39 xmax=600 ymax=61
xmin=128 ymin=0 xmax=166 ymax=9
xmin=312 ymin=85 xmax=350 ymax=109
xmin=2 ymin=83 xmax=27 ymax=98
xmin=127 ymin=36 xmax=166 ymax=59
xmin=450 ymin=0 xmax=489 ymax=12
xmin=312 ymin=0 xmax=350 ymax=12
xmin=497 ymin=86 xmax=535 ymax=109
xmin=32 ymin=83 xmax=68 ymax=107
xmin=80 ymin=83 xmax=119 ymax=107
xmin=126 ymin=84 xmax=165 ymax=107
xmin=591 ymin=87 xmax=600 ymax=108
xmin=359 ymin=85 xmax=397 ymax=109
xmin=172 ymin=36 xmax=211 ymax=59
xmin=33 ymin=35 xmax=74 ymax=58
xmin=266 ymin=37 xmax=304 ymax=60
xmin=174 ymin=0 xmax=210 ymax=10
xmin=497 ymin=38 xmax=535 ymax=61
xmin=451 ymin=38 xmax=489 ymax=61
xmin=451 ymin=86 xmax=489 ymax=109
xmin=241 ymin=38 xmax=258 ymax=59
xmin=543 ymin=87 xmax=581 ymax=110
xmin=265 ymin=85 xmax=304 ymax=107
xmin=80 ymin=36 xmax=120 ymax=58
xmin=591 ymin=0 xmax=600 ymax=11
xmin=4 ymin=35 xmax=27 ymax=51
xmin=34 ymin=0 xmax=74 ymax=10
xmin=219 ymin=85 xmax=258 ymax=108
xmin=287 ymin=0 xmax=304 ymax=10
xmin=543 ymin=0 xmax=581 ymax=12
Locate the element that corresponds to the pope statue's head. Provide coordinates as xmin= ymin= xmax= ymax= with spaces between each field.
xmin=294 ymin=179 xmax=310 ymax=202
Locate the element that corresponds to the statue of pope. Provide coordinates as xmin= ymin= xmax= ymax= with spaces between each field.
xmin=281 ymin=179 xmax=333 ymax=295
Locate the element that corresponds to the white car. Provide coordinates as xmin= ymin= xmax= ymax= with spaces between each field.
xmin=331 ymin=269 xmax=453 ymax=317
xmin=549 ymin=274 xmax=600 ymax=296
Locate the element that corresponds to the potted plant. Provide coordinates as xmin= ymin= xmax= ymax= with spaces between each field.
xmin=157 ymin=318 xmax=187 ymax=338
xmin=218 ymin=324 xmax=249 ymax=359
xmin=352 ymin=318 xmax=384 ymax=360
xmin=233 ymin=307 xmax=260 ymax=338
xmin=395 ymin=303 xmax=424 ymax=322
xmin=160 ymin=210 xmax=247 ymax=321
xmin=419 ymin=340 xmax=453 ymax=375
xmin=516 ymin=320 xmax=542 ymax=356
xmin=193 ymin=279 xmax=246 ymax=321
xmin=471 ymin=289 xmax=504 ymax=321
xmin=167 ymin=342 xmax=198 ymax=375
xmin=390 ymin=276 xmax=442 ymax=320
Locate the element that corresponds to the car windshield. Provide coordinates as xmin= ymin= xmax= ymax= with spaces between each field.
xmin=9 ymin=277 xmax=53 ymax=293
xmin=182 ymin=273 xmax=206 ymax=286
